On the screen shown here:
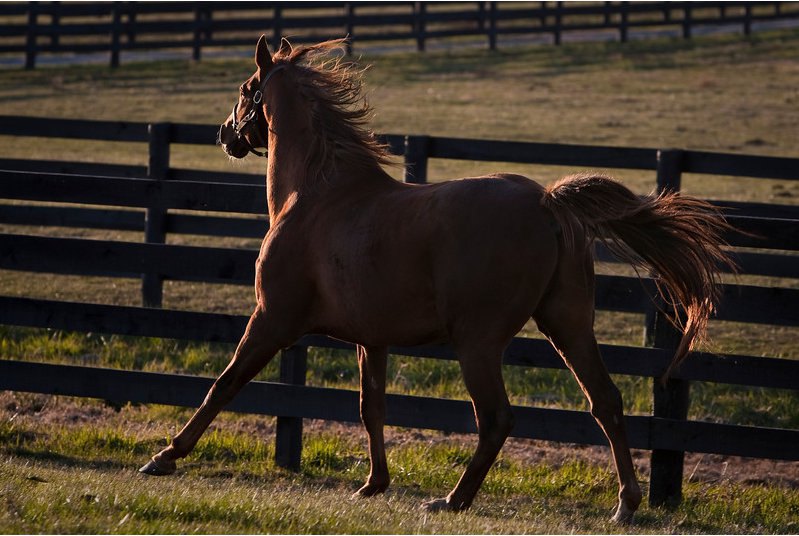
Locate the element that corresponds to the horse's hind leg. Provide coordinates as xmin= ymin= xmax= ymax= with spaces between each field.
xmin=422 ymin=344 xmax=514 ymax=512
xmin=534 ymin=260 xmax=642 ymax=523
xmin=353 ymin=345 xmax=390 ymax=497
xmin=140 ymin=307 xmax=290 ymax=475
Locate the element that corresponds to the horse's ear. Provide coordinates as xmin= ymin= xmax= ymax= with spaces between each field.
xmin=255 ymin=34 xmax=273 ymax=71
xmin=278 ymin=37 xmax=292 ymax=56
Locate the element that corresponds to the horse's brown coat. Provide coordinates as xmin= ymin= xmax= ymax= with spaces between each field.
xmin=141 ymin=37 xmax=734 ymax=523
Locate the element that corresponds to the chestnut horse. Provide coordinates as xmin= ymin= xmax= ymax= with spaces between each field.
xmin=140 ymin=36 xmax=733 ymax=523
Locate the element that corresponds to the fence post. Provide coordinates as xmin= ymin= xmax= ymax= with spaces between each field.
xmin=647 ymin=148 xmax=690 ymax=508
xmin=142 ymin=123 xmax=170 ymax=308
xmin=192 ymin=6 xmax=203 ymax=61
xmin=275 ymin=345 xmax=308 ymax=471
xmin=272 ymin=5 xmax=283 ymax=50
xmin=682 ymin=4 xmax=692 ymax=39
xmin=487 ymin=2 xmax=498 ymax=51
xmin=743 ymin=3 xmax=752 ymax=36
xmin=414 ymin=2 xmax=427 ymax=52
xmin=554 ymin=2 xmax=563 ymax=45
xmin=25 ymin=2 xmax=38 ymax=69
xmin=111 ymin=3 xmax=122 ymax=68
xmin=403 ymin=135 xmax=430 ymax=184
xmin=51 ymin=3 xmax=60 ymax=50
xmin=619 ymin=2 xmax=629 ymax=43
xmin=345 ymin=3 xmax=355 ymax=56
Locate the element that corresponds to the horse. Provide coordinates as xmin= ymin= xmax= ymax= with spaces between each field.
xmin=140 ymin=36 xmax=734 ymax=524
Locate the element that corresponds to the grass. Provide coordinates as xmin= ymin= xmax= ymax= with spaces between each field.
xmin=1 ymin=28 xmax=799 ymax=533
xmin=1 ymin=416 xmax=798 ymax=534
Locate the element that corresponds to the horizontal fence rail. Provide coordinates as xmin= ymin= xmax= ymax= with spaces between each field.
xmin=2 ymin=295 xmax=798 ymax=392
xmin=2 ymin=358 xmax=798 ymax=461
xmin=1 ymin=115 xmax=798 ymax=507
xmin=1 ymin=2 xmax=798 ymax=68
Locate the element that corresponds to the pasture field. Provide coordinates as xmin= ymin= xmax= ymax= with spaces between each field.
xmin=1 ymin=29 xmax=799 ymax=533
xmin=3 ymin=391 xmax=799 ymax=534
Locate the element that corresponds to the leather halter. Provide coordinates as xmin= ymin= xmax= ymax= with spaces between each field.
xmin=226 ymin=64 xmax=287 ymax=158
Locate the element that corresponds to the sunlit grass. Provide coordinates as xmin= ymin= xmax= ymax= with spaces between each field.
xmin=1 ymin=419 xmax=798 ymax=534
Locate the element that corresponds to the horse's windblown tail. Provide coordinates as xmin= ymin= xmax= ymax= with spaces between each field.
xmin=541 ymin=172 xmax=736 ymax=381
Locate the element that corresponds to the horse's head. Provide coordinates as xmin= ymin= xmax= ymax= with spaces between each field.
xmin=217 ymin=35 xmax=289 ymax=159
xmin=218 ymin=36 xmax=393 ymax=181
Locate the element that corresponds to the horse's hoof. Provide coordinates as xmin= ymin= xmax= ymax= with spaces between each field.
xmin=352 ymin=481 xmax=389 ymax=499
xmin=420 ymin=497 xmax=455 ymax=512
xmin=138 ymin=457 xmax=176 ymax=476
xmin=610 ymin=505 xmax=635 ymax=525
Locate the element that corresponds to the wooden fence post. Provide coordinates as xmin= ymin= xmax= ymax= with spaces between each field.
xmin=192 ymin=7 xmax=203 ymax=61
xmin=275 ymin=345 xmax=308 ymax=471
xmin=192 ymin=6 xmax=212 ymax=61
xmin=743 ymin=3 xmax=753 ymax=36
xmin=619 ymin=2 xmax=629 ymax=43
xmin=414 ymin=2 xmax=427 ymax=52
xmin=345 ymin=3 xmax=355 ymax=56
xmin=272 ymin=6 xmax=283 ymax=50
xmin=403 ymin=135 xmax=430 ymax=184
xmin=111 ymin=3 xmax=122 ymax=68
xmin=488 ymin=2 xmax=498 ymax=51
xmin=554 ymin=2 xmax=563 ymax=45
xmin=51 ymin=4 xmax=60 ymax=50
xmin=25 ymin=2 xmax=38 ymax=70
xmin=142 ymin=123 xmax=170 ymax=308
xmin=647 ymin=148 xmax=690 ymax=508
xmin=682 ymin=4 xmax=692 ymax=39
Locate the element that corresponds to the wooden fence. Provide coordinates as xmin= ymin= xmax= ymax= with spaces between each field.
xmin=2 ymin=2 xmax=798 ymax=68
xmin=0 ymin=115 xmax=798 ymax=507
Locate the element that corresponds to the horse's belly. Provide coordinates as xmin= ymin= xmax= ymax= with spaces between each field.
xmin=314 ymin=274 xmax=447 ymax=347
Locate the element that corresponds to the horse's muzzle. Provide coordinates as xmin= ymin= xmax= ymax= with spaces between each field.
xmin=217 ymin=121 xmax=250 ymax=159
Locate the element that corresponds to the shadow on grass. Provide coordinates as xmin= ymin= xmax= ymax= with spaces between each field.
xmin=2 ymin=446 xmax=135 ymax=473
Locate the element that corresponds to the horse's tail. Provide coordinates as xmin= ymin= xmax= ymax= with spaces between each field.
xmin=541 ymin=172 xmax=736 ymax=382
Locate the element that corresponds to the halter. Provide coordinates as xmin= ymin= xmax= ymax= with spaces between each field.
xmin=228 ymin=64 xmax=288 ymax=158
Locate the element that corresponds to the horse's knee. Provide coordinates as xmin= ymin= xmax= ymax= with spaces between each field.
xmin=204 ymin=374 xmax=238 ymax=407
xmin=589 ymin=383 xmax=623 ymax=422
xmin=478 ymin=406 xmax=515 ymax=445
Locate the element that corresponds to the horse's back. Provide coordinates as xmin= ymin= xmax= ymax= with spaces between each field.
xmin=298 ymin=172 xmax=561 ymax=347
xmin=422 ymin=174 xmax=560 ymax=343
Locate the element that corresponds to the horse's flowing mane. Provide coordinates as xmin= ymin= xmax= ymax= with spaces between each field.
xmin=273 ymin=39 xmax=395 ymax=182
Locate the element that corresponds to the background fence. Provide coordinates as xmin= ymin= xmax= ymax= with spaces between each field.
xmin=0 ymin=115 xmax=798 ymax=507
xmin=2 ymin=1 xmax=799 ymax=68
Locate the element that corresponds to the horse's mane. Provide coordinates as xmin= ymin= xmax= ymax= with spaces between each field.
xmin=273 ymin=39 xmax=395 ymax=182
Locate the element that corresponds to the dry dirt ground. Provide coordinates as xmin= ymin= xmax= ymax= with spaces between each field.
xmin=2 ymin=390 xmax=798 ymax=490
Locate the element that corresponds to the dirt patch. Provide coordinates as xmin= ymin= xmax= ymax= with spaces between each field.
xmin=2 ymin=391 xmax=797 ymax=489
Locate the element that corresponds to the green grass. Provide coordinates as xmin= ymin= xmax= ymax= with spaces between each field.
xmin=1 ymin=418 xmax=798 ymax=534
xmin=2 ymin=29 xmax=799 ymax=533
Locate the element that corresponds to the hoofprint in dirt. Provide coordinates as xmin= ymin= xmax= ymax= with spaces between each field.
xmin=3 ymin=391 xmax=797 ymax=490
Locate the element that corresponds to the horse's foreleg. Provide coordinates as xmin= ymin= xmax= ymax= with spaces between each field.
xmin=422 ymin=350 xmax=513 ymax=512
xmin=353 ymin=345 xmax=390 ymax=497
xmin=140 ymin=307 xmax=286 ymax=475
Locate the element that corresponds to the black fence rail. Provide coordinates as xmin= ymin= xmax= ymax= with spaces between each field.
xmin=1 ymin=2 xmax=798 ymax=68
xmin=1 ymin=115 xmax=798 ymax=507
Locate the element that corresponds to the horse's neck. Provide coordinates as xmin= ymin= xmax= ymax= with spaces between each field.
xmin=266 ymin=132 xmax=394 ymax=221
xmin=265 ymin=134 xmax=306 ymax=220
